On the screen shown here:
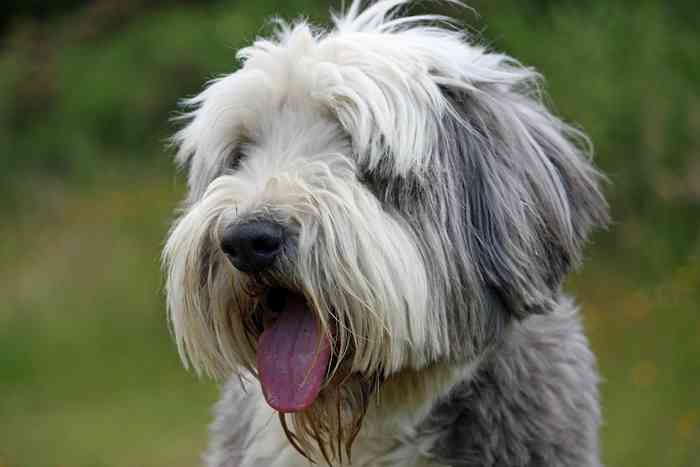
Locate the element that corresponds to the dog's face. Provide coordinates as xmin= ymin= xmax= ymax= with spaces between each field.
xmin=163 ymin=0 xmax=608 ymax=460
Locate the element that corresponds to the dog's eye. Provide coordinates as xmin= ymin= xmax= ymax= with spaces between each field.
xmin=227 ymin=135 xmax=252 ymax=171
xmin=229 ymin=148 xmax=246 ymax=170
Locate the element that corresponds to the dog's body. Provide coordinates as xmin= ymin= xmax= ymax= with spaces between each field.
xmin=163 ymin=2 xmax=608 ymax=466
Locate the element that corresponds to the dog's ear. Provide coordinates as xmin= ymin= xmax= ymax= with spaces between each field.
xmin=441 ymin=83 xmax=609 ymax=318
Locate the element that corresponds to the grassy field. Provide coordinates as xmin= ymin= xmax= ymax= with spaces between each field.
xmin=0 ymin=173 xmax=217 ymax=466
xmin=1 ymin=1 xmax=698 ymax=466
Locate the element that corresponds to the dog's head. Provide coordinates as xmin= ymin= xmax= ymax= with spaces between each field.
xmin=163 ymin=0 xmax=608 ymax=461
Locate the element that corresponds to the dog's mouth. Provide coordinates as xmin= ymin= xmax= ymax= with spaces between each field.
xmin=255 ymin=287 xmax=332 ymax=413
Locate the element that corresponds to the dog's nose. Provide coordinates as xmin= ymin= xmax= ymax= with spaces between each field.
xmin=221 ymin=221 xmax=284 ymax=273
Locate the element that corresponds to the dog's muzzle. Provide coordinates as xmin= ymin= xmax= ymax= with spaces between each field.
xmin=220 ymin=220 xmax=332 ymax=413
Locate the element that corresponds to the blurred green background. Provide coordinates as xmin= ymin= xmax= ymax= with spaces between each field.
xmin=0 ymin=1 xmax=698 ymax=466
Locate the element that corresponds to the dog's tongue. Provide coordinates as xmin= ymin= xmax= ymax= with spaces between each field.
xmin=256 ymin=296 xmax=330 ymax=413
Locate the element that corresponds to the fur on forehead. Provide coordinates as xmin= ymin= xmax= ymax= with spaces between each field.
xmin=173 ymin=0 xmax=535 ymax=189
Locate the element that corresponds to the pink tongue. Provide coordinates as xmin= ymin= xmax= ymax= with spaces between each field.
xmin=256 ymin=296 xmax=331 ymax=413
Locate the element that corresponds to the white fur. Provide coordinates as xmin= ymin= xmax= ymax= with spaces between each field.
xmin=165 ymin=105 xmax=437 ymax=379
xmin=165 ymin=0 xmax=536 ymax=379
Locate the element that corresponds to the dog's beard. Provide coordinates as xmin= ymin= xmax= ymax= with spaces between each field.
xmin=232 ymin=277 xmax=379 ymax=464
xmin=278 ymin=362 xmax=378 ymax=464
xmin=218 ymin=272 xmax=387 ymax=464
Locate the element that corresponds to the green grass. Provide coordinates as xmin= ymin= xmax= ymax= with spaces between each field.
xmin=570 ymin=260 xmax=700 ymax=466
xmin=0 ymin=173 xmax=218 ymax=467
xmin=0 ymin=0 xmax=698 ymax=466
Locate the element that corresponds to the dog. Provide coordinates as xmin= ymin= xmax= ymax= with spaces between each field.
xmin=163 ymin=1 xmax=609 ymax=465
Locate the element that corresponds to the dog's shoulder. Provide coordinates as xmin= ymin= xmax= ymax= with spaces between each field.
xmin=418 ymin=298 xmax=602 ymax=467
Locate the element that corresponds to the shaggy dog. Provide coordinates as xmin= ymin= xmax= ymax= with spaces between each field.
xmin=163 ymin=1 xmax=609 ymax=465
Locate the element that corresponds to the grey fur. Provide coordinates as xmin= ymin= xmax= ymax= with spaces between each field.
xmin=359 ymin=71 xmax=608 ymax=363
xmin=394 ymin=76 xmax=607 ymax=465
xmin=420 ymin=298 xmax=601 ymax=466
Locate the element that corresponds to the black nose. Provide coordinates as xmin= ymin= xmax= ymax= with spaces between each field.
xmin=221 ymin=221 xmax=285 ymax=273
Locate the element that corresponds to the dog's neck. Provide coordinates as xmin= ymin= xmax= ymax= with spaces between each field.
xmin=343 ymin=357 xmax=484 ymax=467
xmin=366 ymin=358 xmax=484 ymax=430
xmin=353 ymin=303 xmax=601 ymax=467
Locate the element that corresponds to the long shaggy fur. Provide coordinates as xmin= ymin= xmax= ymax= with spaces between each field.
xmin=163 ymin=1 xmax=609 ymax=465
